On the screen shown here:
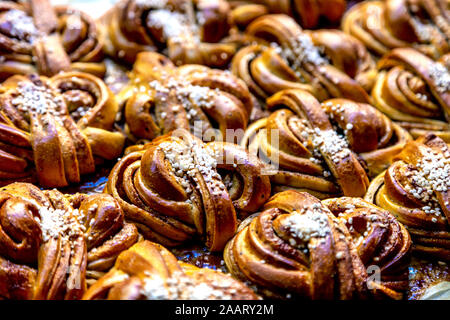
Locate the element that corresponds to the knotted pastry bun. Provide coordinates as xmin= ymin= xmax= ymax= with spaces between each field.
xmin=0 ymin=0 xmax=104 ymax=81
xmin=99 ymin=0 xmax=237 ymax=68
xmin=0 ymin=72 xmax=125 ymax=188
xmin=106 ymin=129 xmax=271 ymax=251
xmin=0 ymin=182 xmax=139 ymax=300
xmin=229 ymin=0 xmax=347 ymax=29
xmin=365 ymin=134 xmax=450 ymax=261
xmin=231 ymin=14 xmax=375 ymax=103
xmin=83 ymin=240 xmax=259 ymax=300
xmin=342 ymin=0 xmax=449 ymax=59
xmin=372 ymin=48 xmax=450 ymax=142
xmin=118 ymin=52 xmax=253 ymax=143
xmin=241 ymin=89 xmax=411 ymax=199
xmin=224 ymin=190 xmax=411 ymax=300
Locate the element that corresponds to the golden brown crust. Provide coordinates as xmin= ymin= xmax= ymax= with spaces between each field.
xmin=99 ymin=0 xmax=237 ymax=67
xmin=0 ymin=182 xmax=139 ymax=300
xmin=372 ymin=48 xmax=450 ymax=142
xmin=241 ymin=89 xmax=410 ymax=198
xmin=106 ymin=129 xmax=271 ymax=251
xmin=343 ymin=0 xmax=449 ymax=59
xmin=365 ymin=134 xmax=450 ymax=261
xmin=83 ymin=240 xmax=260 ymax=300
xmin=231 ymin=14 xmax=374 ymax=102
xmin=229 ymin=0 xmax=347 ymax=29
xmin=0 ymin=72 xmax=125 ymax=188
xmin=224 ymin=190 xmax=411 ymax=300
xmin=117 ymin=52 xmax=253 ymax=142
xmin=0 ymin=0 xmax=105 ymax=81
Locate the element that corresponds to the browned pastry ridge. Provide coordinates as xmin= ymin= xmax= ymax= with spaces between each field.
xmin=231 ymin=14 xmax=376 ymax=103
xmin=365 ymin=134 xmax=450 ymax=261
xmin=106 ymin=129 xmax=271 ymax=251
xmin=0 ymin=182 xmax=139 ymax=300
xmin=224 ymin=190 xmax=412 ymax=300
xmin=0 ymin=0 xmax=105 ymax=81
xmin=372 ymin=48 xmax=450 ymax=142
xmin=99 ymin=0 xmax=238 ymax=68
xmin=0 ymin=72 xmax=125 ymax=188
xmin=117 ymin=52 xmax=253 ymax=143
xmin=83 ymin=240 xmax=260 ymax=300
xmin=342 ymin=0 xmax=450 ymax=59
xmin=241 ymin=89 xmax=411 ymax=199
xmin=229 ymin=0 xmax=347 ymax=29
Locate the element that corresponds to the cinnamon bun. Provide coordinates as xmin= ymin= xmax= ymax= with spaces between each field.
xmin=365 ymin=134 xmax=450 ymax=261
xmin=83 ymin=240 xmax=259 ymax=300
xmin=0 ymin=0 xmax=104 ymax=81
xmin=231 ymin=14 xmax=375 ymax=102
xmin=99 ymin=0 xmax=237 ymax=68
xmin=0 ymin=72 xmax=125 ymax=187
xmin=241 ymin=89 xmax=411 ymax=198
xmin=372 ymin=48 xmax=450 ymax=142
xmin=106 ymin=129 xmax=271 ymax=251
xmin=224 ymin=190 xmax=411 ymax=299
xmin=0 ymin=182 xmax=139 ymax=300
xmin=342 ymin=0 xmax=449 ymax=59
xmin=117 ymin=52 xmax=253 ymax=143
